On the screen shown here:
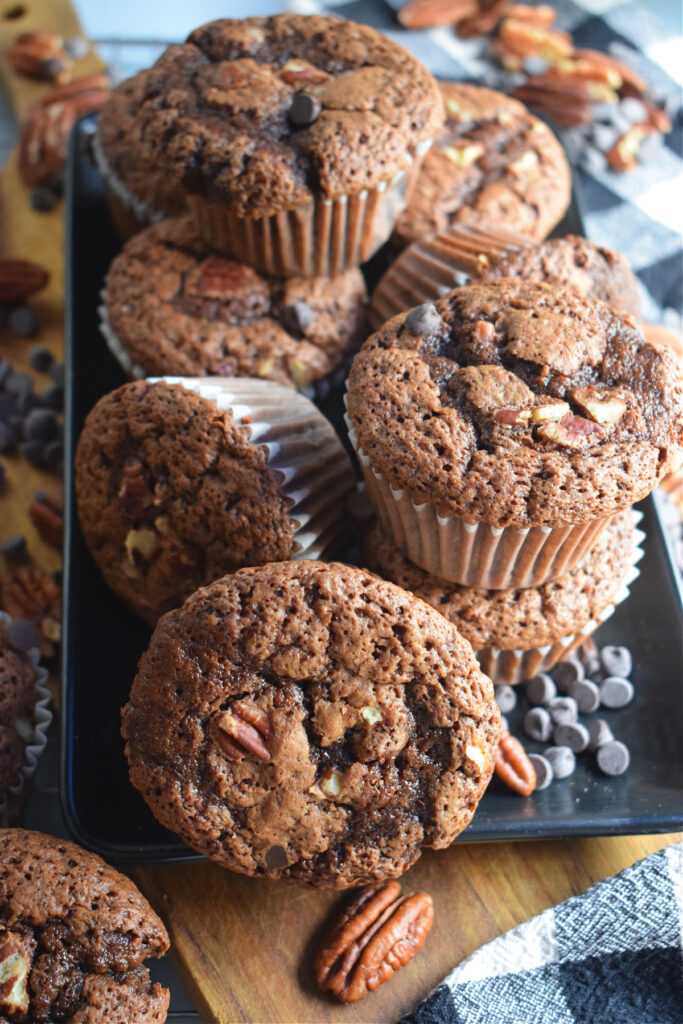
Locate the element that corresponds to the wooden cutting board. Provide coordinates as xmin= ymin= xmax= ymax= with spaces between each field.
xmin=1 ymin=4 xmax=681 ymax=1023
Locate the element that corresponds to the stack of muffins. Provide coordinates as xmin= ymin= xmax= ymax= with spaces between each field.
xmin=69 ymin=12 xmax=683 ymax=893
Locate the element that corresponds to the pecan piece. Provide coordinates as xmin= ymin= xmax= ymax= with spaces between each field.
xmin=572 ymin=48 xmax=647 ymax=97
xmin=398 ymin=0 xmax=477 ymax=29
xmin=605 ymin=125 xmax=650 ymax=172
xmin=28 ymin=492 xmax=63 ymax=548
xmin=537 ymin=415 xmax=603 ymax=447
xmin=279 ymin=60 xmax=329 ymax=85
xmin=0 ymin=932 xmax=35 ymax=1015
xmin=494 ymin=407 xmax=531 ymax=425
xmin=497 ymin=17 xmax=572 ymax=63
xmin=512 ymin=73 xmax=594 ymax=127
xmin=495 ymin=729 xmax=536 ymax=796
xmin=314 ymin=882 xmax=434 ymax=1003
xmin=457 ymin=0 xmax=510 ymax=38
xmin=572 ymin=389 xmax=627 ymax=424
xmin=0 ymin=257 xmax=49 ymax=306
xmin=213 ymin=702 xmax=272 ymax=762
xmin=8 ymin=31 xmax=72 ymax=84
xmin=117 ymin=458 xmax=151 ymax=519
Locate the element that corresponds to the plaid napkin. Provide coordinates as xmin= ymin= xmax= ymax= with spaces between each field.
xmin=400 ymin=842 xmax=683 ymax=1024
xmin=294 ymin=0 xmax=683 ymax=329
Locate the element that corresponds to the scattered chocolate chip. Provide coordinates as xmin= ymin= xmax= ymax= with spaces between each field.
xmin=8 ymin=306 xmax=38 ymax=338
xmin=547 ymin=696 xmax=579 ymax=726
xmin=553 ymin=657 xmax=584 ymax=692
xmin=543 ymin=745 xmax=576 ymax=780
xmin=4 ymin=371 xmax=33 ymax=397
xmin=494 ymin=684 xmax=517 ymax=714
xmin=288 ymin=92 xmax=322 ymax=128
xmin=0 ymin=394 xmax=14 ymax=422
xmin=21 ymin=439 xmax=45 ymax=468
xmin=29 ymin=185 xmax=59 ymax=213
xmin=580 ymin=147 xmax=607 ymax=175
xmin=599 ymin=676 xmax=634 ymax=709
xmin=6 ymin=617 xmax=39 ymax=652
xmin=28 ymin=346 xmax=54 ymax=373
xmin=553 ymin=721 xmax=590 ymax=753
xmin=588 ymin=719 xmax=614 ymax=752
xmin=65 ymin=35 xmax=89 ymax=59
xmin=282 ymin=300 xmax=315 ymax=334
xmin=600 ymin=645 xmax=632 ymax=679
xmin=528 ymin=753 xmax=553 ymax=790
xmin=577 ymin=637 xmax=602 ymax=678
xmin=0 ymin=359 xmax=12 ymax=387
xmin=523 ymin=707 xmax=553 ymax=742
xmin=38 ymin=383 xmax=64 ymax=409
xmin=596 ymin=740 xmax=630 ymax=777
xmin=526 ymin=673 xmax=556 ymax=706
xmin=16 ymin=390 xmax=41 ymax=415
xmin=620 ymin=97 xmax=648 ymax=124
xmin=404 ymin=302 xmax=442 ymax=337
xmin=591 ymin=123 xmax=620 ymax=153
xmin=43 ymin=439 xmax=64 ymax=474
xmin=0 ymin=535 xmax=29 ymax=562
xmin=568 ymin=678 xmax=601 ymax=714
xmin=0 ymin=422 xmax=17 ymax=452
xmin=522 ymin=56 xmax=549 ymax=76
xmin=23 ymin=408 xmax=59 ymax=442
xmin=265 ymin=845 xmax=289 ymax=868
xmin=48 ymin=361 xmax=65 ymax=387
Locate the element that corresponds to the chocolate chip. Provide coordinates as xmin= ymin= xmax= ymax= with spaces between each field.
xmin=523 ymin=707 xmax=553 ymax=742
xmin=20 ymin=439 xmax=45 ymax=468
xmin=404 ymin=302 xmax=442 ymax=337
xmin=4 ymin=371 xmax=33 ymax=397
xmin=553 ymin=721 xmax=590 ymax=753
xmin=0 ymin=422 xmax=17 ymax=453
xmin=548 ymin=696 xmax=578 ymax=726
xmin=288 ymin=92 xmax=322 ymax=128
xmin=30 ymin=185 xmax=59 ymax=213
xmin=282 ymin=301 xmax=315 ymax=334
xmin=0 ymin=394 xmax=14 ymax=422
xmin=28 ymin=346 xmax=54 ymax=373
xmin=591 ymin=123 xmax=620 ymax=153
xmin=0 ymin=535 xmax=28 ymax=562
xmin=568 ymin=678 xmax=601 ymax=714
xmin=543 ymin=745 xmax=576 ymax=780
xmin=265 ymin=845 xmax=289 ymax=868
xmin=522 ymin=56 xmax=549 ymax=75
xmin=526 ymin=673 xmax=556 ymax=706
xmin=44 ymin=439 xmax=64 ymax=474
xmin=576 ymin=637 xmax=602 ymax=678
xmin=49 ymin=362 xmax=65 ymax=387
xmin=600 ymin=645 xmax=632 ymax=679
xmin=494 ymin=684 xmax=517 ymax=714
xmin=588 ymin=719 xmax=614 ymax=751
xmin=553 ymin=657 xmax=584 ymax=692
xmin=8 ymin=306 xmax=38 ymax=338
xmin=599 ymin=676 xmax=634 ymax=709
xmin=596 ymin=740 xmax=630 ymax=776
xmin=7 ymin=618 xmax=39 ymax=652
xmin=0 ymin=358 xmax=12 ymax=387
xmin=24 ymin=408 xmax=59 ymax=442
xmin=620 ymin=97 xmax=648 ymax=124
xmin=38 ymin=383 xmax=64 ymax=410
xmin=16 ymin=391 xmax=41 ymax=415
xmin=528 ymin=753 xmax=553 ymax=790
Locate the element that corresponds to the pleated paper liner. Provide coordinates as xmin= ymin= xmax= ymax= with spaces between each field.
xmin=186 ymin=140 xmax=434 ymax=279
xmin=156 ymin=377 xmax=356 ymax=561
xmin=346 ymin=411 xmax=615 ymax=590
xmin=369 ymin=223 xmax=536 ymax=330
xmin=0 ymin=611 xmax=53 ymax=820
xmin=475 ymin=511 xmax=645 ymax=686
xmin=92 ymin=128 xmax=165 ymax=239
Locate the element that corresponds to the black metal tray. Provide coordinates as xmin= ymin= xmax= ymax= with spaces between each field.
xmin=62 ymin=116 xmax=683 ymax=863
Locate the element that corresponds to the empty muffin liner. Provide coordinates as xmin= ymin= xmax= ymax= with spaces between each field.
xmin=0 ymin=610 xmax=53 ymax=819
xmin=346 ymin=412 xmax=615 ymax=589
xmin=186 ymin=141 xmax=433 ymax=279
xmin=92 ymin=129 xmax=165 ymax=238
xmin=157 ymin=377 xmax=357 ymax=560
xmin=475 ymin=511 xmax=645 ymax=686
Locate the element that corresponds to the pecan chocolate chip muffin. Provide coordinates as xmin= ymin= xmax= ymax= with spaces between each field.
xmin=393 ymin=83 xmax=570 ymax=250
xmin=102 ymin=216 xmax=367 ymax=392
xmin=0 ymin=829 xmax=169 ymax=1022
xmin=347 ymin=280 xmax=683 ymax=588
xmin=135 ymin=14 xmax=444 ymax=275
xmin=122 ymin=561 xmax=500 ymax=889
xmin=75 ymin=379 xmax=355 ymax=625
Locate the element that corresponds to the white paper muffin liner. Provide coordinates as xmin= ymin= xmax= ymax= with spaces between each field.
xmin=346 ymin=411 xmax=615 ymax=590
xmin=0 ymin=610 xmax=53 ymax=818
xmin=155 ymin=376 xmax=357 ymax=560
xmin=92 ymin=129 xmax=165 ymax=238
xmin=186 ymin=140 xmax=433 ymax=278
xmin=474 ymin=511 xmax=645 ymax=685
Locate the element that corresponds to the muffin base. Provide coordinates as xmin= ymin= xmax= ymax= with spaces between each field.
xmin=93 ymin=129 xmax=164 ymax=238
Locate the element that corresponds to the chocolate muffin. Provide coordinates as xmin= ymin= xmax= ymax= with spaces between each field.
xmin=0 ymin=617 xmax=39 ymax=807
xmin=392 ymin=83 xmax=570 ymax=250
xmin=346 ymin=279 xmax=683 ymax=588
xmin=101 ymin=216 xmax=367 ymax=393
xmin=122 ymin=560 xmax=500 ymax=889
xmin=75 ymin=379 xmax=355 ymax=625
xmin=0 ymin=828 xmax=169 ymax=1022
xmin=370 ymin=227 xmax=641 ymax=331
xmin=364 ymin=510 xmax=637 ymax=685
xmin=135 ymin=15 xmax=444 ymax=276
xmin=94 ymin=65 xmax=187 ymax=237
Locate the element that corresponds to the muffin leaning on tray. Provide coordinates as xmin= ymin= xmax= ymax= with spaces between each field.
xmin=134 ymin=14 xmax=444 ymax=276
xmin=346 ymin=279 xmax=683 ymax=589
xmin=122 ymin=560 xmax=500 ymax=889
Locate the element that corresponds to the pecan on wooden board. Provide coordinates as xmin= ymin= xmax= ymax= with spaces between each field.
xmin=0 ymin=567 xmax=61 ymax=655
xmin=495 ymin=728 xmax=536 ymax=795
xmin=398 ymin=0 xmax=478 ymax=29
xmin=0 ymin=258 xmax=49 ymax=306
xmin=28 ymin=492 xmax=63 ymax=548
xmin=8 ymin=31 xmax=72 ymax=84
xmin=314 ymin=881 xmax=434 ymax=1002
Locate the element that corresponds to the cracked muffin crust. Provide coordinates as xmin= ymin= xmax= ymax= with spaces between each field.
xmin=0 ymin=829 xmax=169 ymax=1023
xmin=103 ymin=216 xmax=367 ymax=388
xmin=122 ymin=561 xmax=500 ymax=889
xmin=393 ymin=83 xmax=570 ymax=250
xmin=347 ymin=279 xmax=683 ymax=529
xmin=364 ymin=510 xmax=634 ymax=652
xmin=135 ymin=15 xmax=444 ymax=217
xmin=75 ymin=381 xmax=299 ymax=625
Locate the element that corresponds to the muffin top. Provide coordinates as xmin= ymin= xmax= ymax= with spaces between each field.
xmin=364 ymin=510 xmax=634 ymax=651
xmin=96 ymin=66 xmax=187 ymax=217
xmin=135 ymin=14 xmax=444 ymax=217
xmin=75 ymin=380 xmax=298 ymax=624
xmin=393 ymin=83 xmax=570 ymax=249
xmin=122 ymin=560 xmax=499 ymax=889
xmin=0 ymin=828 xmax=169 ymax=1023
xmin=347 ymin=279 xmax=683 ymax=528
xmin=104 ymin=215 xmax=367 ymax=387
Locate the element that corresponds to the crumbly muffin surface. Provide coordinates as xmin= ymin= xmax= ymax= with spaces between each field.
xmin=347 ymin=279 xmax=683 ymax=527
xmin=122 ymin=561 xmax=499 ymax=889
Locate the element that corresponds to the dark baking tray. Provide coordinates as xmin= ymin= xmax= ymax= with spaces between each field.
xmin=62 ymin=116 xmax=683 ymax=863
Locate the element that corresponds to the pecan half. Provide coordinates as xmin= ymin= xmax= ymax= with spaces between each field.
xmin=0 ymin=257 xmax=49 ymax=306
xmin=498 ymin=18 xmax=572 ymax=63
xmin=457 ymin=0 xmax=510 ymax=38
xmin=512 ymin=72 xmax=594 ymax=127
xmin=279 ymin=60 xmax=329 ymax=85
xmin=28 ymin=492 xmax=63 ymax=548
xmin=213 ymin=702 xmax=272 ymax=762
xmin=495 ymin=407 xmax=531 ymax=425
xmin=572 ymin=48 xmax=647 ymax=97
xmin=398 ymin=0 xmax=477 ymax=29
xmin=314 ymin=882 xmax=434 ymax=1003
xmin=8 ymin=31 xmax=72 ymax=85
xmin=190 ymin=256 xmax=249 ymax=297
xmin=0 ymin=567 xmax=61 ymax=656
xmin=495 ymin=729 xmax=536 ymax=796
xmin=605 ymin=125 xmax=650 ymax=172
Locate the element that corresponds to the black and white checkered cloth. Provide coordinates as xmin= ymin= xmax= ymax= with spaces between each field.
xmin=291 ymin=0 xmax=683 ymax=331
xmin=400 ymin=842 xmax=683 ymax=1024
